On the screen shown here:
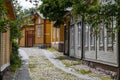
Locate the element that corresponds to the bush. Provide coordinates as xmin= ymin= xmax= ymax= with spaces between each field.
xmin=10 ymin=40 xmax=21 ymax=72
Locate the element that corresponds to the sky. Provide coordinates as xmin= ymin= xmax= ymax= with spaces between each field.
xmin=18 ymin=0 xmax=41 ymax=10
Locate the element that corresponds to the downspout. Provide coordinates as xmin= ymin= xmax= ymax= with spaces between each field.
xmin=64 ymin=24 xmax=66 ymax=55
xmin=25 ymin=27 xmax=27 ymax=47
xmin=81 ymin=16 xmax=85 ymax=59
xmin=68 ymin=22 xmax=70 ymax=56
xmin=44 ymin=19 xmax=46 ymax=47
xmin=34 ymin=16 xmax=36 ymax=46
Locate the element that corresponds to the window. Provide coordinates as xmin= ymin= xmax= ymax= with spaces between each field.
xmin=77 ymin=22 xmax=81 ymax=48
xmin=38 ymin=26 xmax=41 ymax=37
xmin=57 ymin=29 xmax=60 ymax=39
xmin=107 ymin=27 xmax=114 ymax=51
xmin=106 ymin=18 xmax=116 ymax=51
xmin=99 ymin=25 xmax=104 ymax=51
xmin=90 ymin=28 xmax=95 ymax=50
xmin=85 ymin=25 xmax=89 ymax=50
xmin=70 ymin=25 xmax=75 ymax=48
xmin=38 ymin=18 xmax=41 ymax=24
xmin=53 ymin=28 xmax=56 ymax=39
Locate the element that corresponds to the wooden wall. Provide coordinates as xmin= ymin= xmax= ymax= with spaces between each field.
xmin=0 ymin=28 xmax=10 ymax=71
xmin=34 ymin=14 xmax=52 ymax=47
xmin=35 ymin=15 xmax=44 ymax=44
xmin=19 ymin=25 xmax=34 ymax=47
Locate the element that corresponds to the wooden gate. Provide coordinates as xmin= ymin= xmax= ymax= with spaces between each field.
xmin=25 ymin=30 xmax=35 ymax=47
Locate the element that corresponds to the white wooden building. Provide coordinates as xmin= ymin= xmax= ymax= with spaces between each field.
xmin=64 ymin=15 xmax=118 ymax=65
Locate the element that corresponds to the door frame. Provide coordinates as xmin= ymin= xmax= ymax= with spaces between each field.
xmin=25 ymin=30 xmax=35 ymax=47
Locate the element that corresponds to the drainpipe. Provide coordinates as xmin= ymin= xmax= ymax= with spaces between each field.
xmin=44 ymin=19 xmax=46 ymax=48
xmin=68 ymin=22 xmax=70 ymax=56
xmin=117 ymin=29 xmax=120 ymax=80
xmin=63 ymin=24 xmax=66 ymax=55
xmin=81 ymin=16 xmax=85 ymax=59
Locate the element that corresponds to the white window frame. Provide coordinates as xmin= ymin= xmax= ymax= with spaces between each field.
xmin=38 ymin=18 xmax=41 ymax=24
xmin=70 ymin=25 xmax=75 ymax=48
xmin=90 ymin=28 xmax=95 ymax=50
xmin=53 ymin=28 xmax=56 ymax=39
xmin=38 ymin=26 xmax=41 ymax=38
xmin=77 ymin=22 xmax=81 ymax=47
xmin=99 ymin=26 xmax=104 ymax=47
xmin=85 ymin=25 xmax=89 ymax=47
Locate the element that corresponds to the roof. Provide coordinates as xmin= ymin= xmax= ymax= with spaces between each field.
xmin=4 ymin=0 xmax=16 ymax=20
xmin=35 ymin=12 xmax=45 ymax=19
xmin=35 ymin=12 xmax=46 ymax=19
xmin=23 ymin=11 xmax=47 ymax=19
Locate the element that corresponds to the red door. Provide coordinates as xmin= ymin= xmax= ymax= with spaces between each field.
xmin=25 ymin=30 xmax=35 ymax=47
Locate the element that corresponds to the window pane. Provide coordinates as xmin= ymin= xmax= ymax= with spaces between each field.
xmin=70 ymin=25 xmax=75 ymax=48
xmin=99 ymin=25 xmax=104 ymax=51
xmin=85 ymin=25 xmax=89 ymax=50
xmin=77 ymin=22 xmax=81 ymax=48
xmin=90 ymin=28 xmax=95 ymax=50
xmin=38 ymin=26 xmax=41 ymax=37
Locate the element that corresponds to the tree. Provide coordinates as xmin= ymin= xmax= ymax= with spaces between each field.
xmin=0 ymin=0 xmax=9 ymax=32
xmin=39 ymin=0 xmax=73 ymax=27
xmin=39 ymin=0 xmax=120 ymax=79
xmin=10 ymin=21 xmax=22 ymax=40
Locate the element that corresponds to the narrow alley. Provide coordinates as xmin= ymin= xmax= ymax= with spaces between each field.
xmin=6 ymin=48 xmax=110 ymax=80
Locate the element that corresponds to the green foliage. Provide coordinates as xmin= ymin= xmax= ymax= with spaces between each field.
xmin=10 ymin=40 xmax=21 ymax=72
xmin=0 ymin=19 xmax=9 ymax=32
xmin=47 ymin=48 xmax=56 ymax=52
xmin=79 ymin=69 xmax=92 ymax=75
xmin=0 ymin=0 xmax=6 ymax=17
xmin=0 ymin=0 xmax=9 ymax=32
xmin=39 ymin=0 xmax=73 ymax=27
xmin=10 ymin=21 xmax=22 ymax=40
xmin=100 ymin=77 xmax=112 ymax=80
xmin=12 ymin=0 xmax=23 ymax=16
xmin=39 ymin=0 xmax=120 ymax=31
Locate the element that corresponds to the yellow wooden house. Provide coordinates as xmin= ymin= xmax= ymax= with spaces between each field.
xmin=19 ymin=12 xmax=52 ymax=48
xmin=34 ymin=12 xmax=65 ymax=50
xmin=51 ymin=23 xmax=65 ymax=52
xmin=0 ymin=0 xmax=16 ymax=78
xmin=19 ymin=12 xmax=65 ymax=51
xmin=34 ymin=12 xmax=52 ymax=48
xmin=19 ymin=24 xmax=35 ymax=47
xmin=19 ymin=12 xmax=35 ymax=47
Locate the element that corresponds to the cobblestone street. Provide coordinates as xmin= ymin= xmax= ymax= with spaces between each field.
xmin=21 ymin=48 xmax=86 ymax=80
xmin=27 ymin=49 xmax=82 ymax=80
xmin=3 ymin=48 xmax=112 ymax=80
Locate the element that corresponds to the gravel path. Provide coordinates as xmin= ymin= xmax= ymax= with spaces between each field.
xmin=21 ymin=48 xmax=101 ymax=80
xmin=22 ymin=48 xmax=83 ymax=80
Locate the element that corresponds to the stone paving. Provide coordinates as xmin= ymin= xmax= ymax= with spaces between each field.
xmin=22 ymin=48 xmax=84 ymax=80
xmin=3 ymin=47 xmax=113 ymax=80
xmin=2 ymin=71 xmax=14 ymax=80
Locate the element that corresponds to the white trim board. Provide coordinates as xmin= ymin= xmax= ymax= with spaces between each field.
xmin=0 ymin=63 xmax=10 ymax=72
